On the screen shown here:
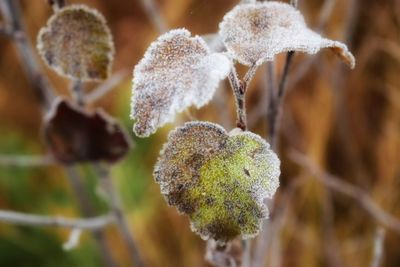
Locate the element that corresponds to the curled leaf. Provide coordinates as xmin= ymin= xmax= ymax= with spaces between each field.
xmin=44 ymin=98 xmax=131 ymax=164
xmin=37 ymin=5 xmax=114 ymax=81
xmin=154 ymin=121 xmax=280 ymax=242
xmin=219 ymin=2 xmax=355 ymax=68
xmin=130 ymin=29 xmax=231 ymax=137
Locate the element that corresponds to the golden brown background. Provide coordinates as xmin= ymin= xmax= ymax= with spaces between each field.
xmin=0 ymin=0 xmax=399 ymax=266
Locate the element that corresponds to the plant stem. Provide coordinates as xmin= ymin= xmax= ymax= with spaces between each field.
xmin=65 ymin=167 xmax=119 ymax=267
xmin=0 ymin=210 xmax=113 ymax=230
xmin=370 ymin=227 xmax=386 ymax=267
xmin=139 ymin=0 xmax=168 ymax=34
xmin=267 ymin=51 xmax=295 ymax=149
xmin=0 ymin=0 xmax=55 ymax=109
xmin=0 ymin=154 xmax=55 ymax=166
xmin=0 ymin=1 xmax=122 ymax=266
xmin=48 ymin=0 xmax=65 ymax=11
xmin=228 ymin=65 xmax=258 ymax=131
xmin=71 ymin=75 xmax=144 ymax=267
xmin=94 ymin=164 xmax=146 ymax=267
xmin=290 ymin=151 xmax=400 ymax=233
xmin=71 ymin=80 xmax=85 ymax=106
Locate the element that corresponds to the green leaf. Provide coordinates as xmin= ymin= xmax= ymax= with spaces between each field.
xmin=37 ymin=5 xmax=114 ymax=81
xmin=154 ymin=121 xmax=280 ymax=243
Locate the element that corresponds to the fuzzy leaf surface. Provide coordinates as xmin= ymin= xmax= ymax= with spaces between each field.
xmin=154 ymin=122 xmax=280 ymax=242
xmin=219 ymin=2 xmax=355 ymax=68
xmin=37 ymin=5 xmax=114 ymax=81
xmin=131 ymin=29 xmax=231 ymax=137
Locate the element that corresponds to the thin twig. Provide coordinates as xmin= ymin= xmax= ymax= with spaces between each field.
xmin=65 ymin=167 xmax=118 ymax=267
xmin=0 ymin=24 xmax=13 ymax=38
xmin=227 ymin=64 xmax=259 ymax=265
xmin=370 ymin=227 xmax=386 ymax=267
xmin=94 ymin=164 xmax=145 ymax=267
xmin=290 ymin=151 xmax=400 ymax=233
xmin=252 ymin=177 xmax=307 ymax=267
xmin=249 ymin=0 xmax=337 ymax=126
xmin=1 ymin=1 xmax=120 ymax=266
xmin=71 ymin=80 xmax=85 ymax=106
xmin=0 ymin=154 xmax=55 ymax=166
xmin=228 ymin=65 xmax=258 ymax=131
xmin=0 ymin=0 xmax=55 ymax=109
xmin=139 ymin=0 xmax=168 ymax=34
xmin=242 ymin=240 xmax=251 ymax=267
xmin=290 ymin=0 xmax=298 ymax=8
xmin=84 ymin=70 xmax=128 ymax=103
xmin=0 ymin=210 xmax=114 ymax=230
xmin=48 ymin=0 xmax=65 ymax=11
xmin=267 ymin=51 xmax=295 ymax=149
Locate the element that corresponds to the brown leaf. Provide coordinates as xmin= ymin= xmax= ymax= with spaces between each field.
xmin=37 ymin=5 xmax=114 ymax=81
xmin=43 ymin=98 xmax=131 ymax=164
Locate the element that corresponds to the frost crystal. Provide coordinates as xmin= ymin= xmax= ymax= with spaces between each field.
xmin=130 ymin=29 xmax=231 ymax=137
xmin=37 ymin=5 xmax=114 ymax=81
xmin=154 ymin=121 xmax=280 ymax=243
xmin=219 ymin=2 xmax=355 ymax=68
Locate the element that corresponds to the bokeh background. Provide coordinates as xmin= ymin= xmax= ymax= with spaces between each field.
xmin=0 ymin=0 xmax=399 ymax=266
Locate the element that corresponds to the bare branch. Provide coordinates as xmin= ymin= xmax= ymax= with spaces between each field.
xmin=94 ymin=164 xmax=146 ymax=267
xmin=139 ymin=0 xmax=168 ymax=34
xmin=84 ymin=70 xmax=128 ymax=103
xmin=252 ymin=176 xmax=307 ymax=267
xmin=370 ymin=227 xmax=386 ymax=267
xmin=267 ymin=51 xmax=295 ymax=149
xmin=202 ymin=33 xmax=225 ymax=52
xmin=48 ymin=0 xmax=65 ymax=11
xmin=228 ymin=68 xmax=247 ymax=131
xmin=249 ymin=0 xmax=338 ymax=127
xmin=71 ymin=80 xmax=85 ymax=106
xmin=228 ymin=65 xmax=258 ymax=131
xmin=0 ymin=210 xmax=114 ymax=230
xmin=290 ymin=151 xmax=400 ymax=233
xmin=242 ymin=240 xmax=251 ymax=267
xmin=65 ymin=166 xmax=118 ymax=267
xmin=0 ymin=154 xmax=55 ymax=166
xmin=0 ymin=0 xmax=55 ymax=109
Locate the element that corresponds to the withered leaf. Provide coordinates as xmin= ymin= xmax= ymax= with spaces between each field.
xmin=219 ymin=2 xmax=355 ymax=68
xmin=44 ymin=98 xmax=131 ymax=164
xmin=37 ymin=5 xmax=114 ymax=81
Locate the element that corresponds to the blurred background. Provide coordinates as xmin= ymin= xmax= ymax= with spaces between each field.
xmin=0 ymin=0 xmax=399 ymax=266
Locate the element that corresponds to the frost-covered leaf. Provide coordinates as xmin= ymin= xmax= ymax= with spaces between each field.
xmin=37 ymin=5 xmax=114 ymax=81
xmin=44 ymin=98 xmax=131 ymax=164
xmin=219 ymin=2 xmax=355 ymax=68
xmin=130 ymin=29 xmax=231 ymax=137
xmin=154 ymin=121 xmax=280 ymax=242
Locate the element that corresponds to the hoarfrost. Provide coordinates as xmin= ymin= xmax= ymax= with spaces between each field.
xmin=219 ymin=2 xmax=355 ymax=68
xmin=131 ymin=29 xmax=231 ymax=137
xmin=37 ymin=5 xmax=114 ymax=81
xmin=154 ymin=121 xmax=280 ymax=242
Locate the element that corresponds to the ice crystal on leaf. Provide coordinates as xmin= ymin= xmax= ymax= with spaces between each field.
xmin=154 ymin=121 xmax=280 ymax=243
xmin=130 ymin=29 xmax=231 ymax=137
xmin=219 ymin=2 xmax=355 ymax=68
xmin=37 ymin=5 xmax=114 ymax=81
